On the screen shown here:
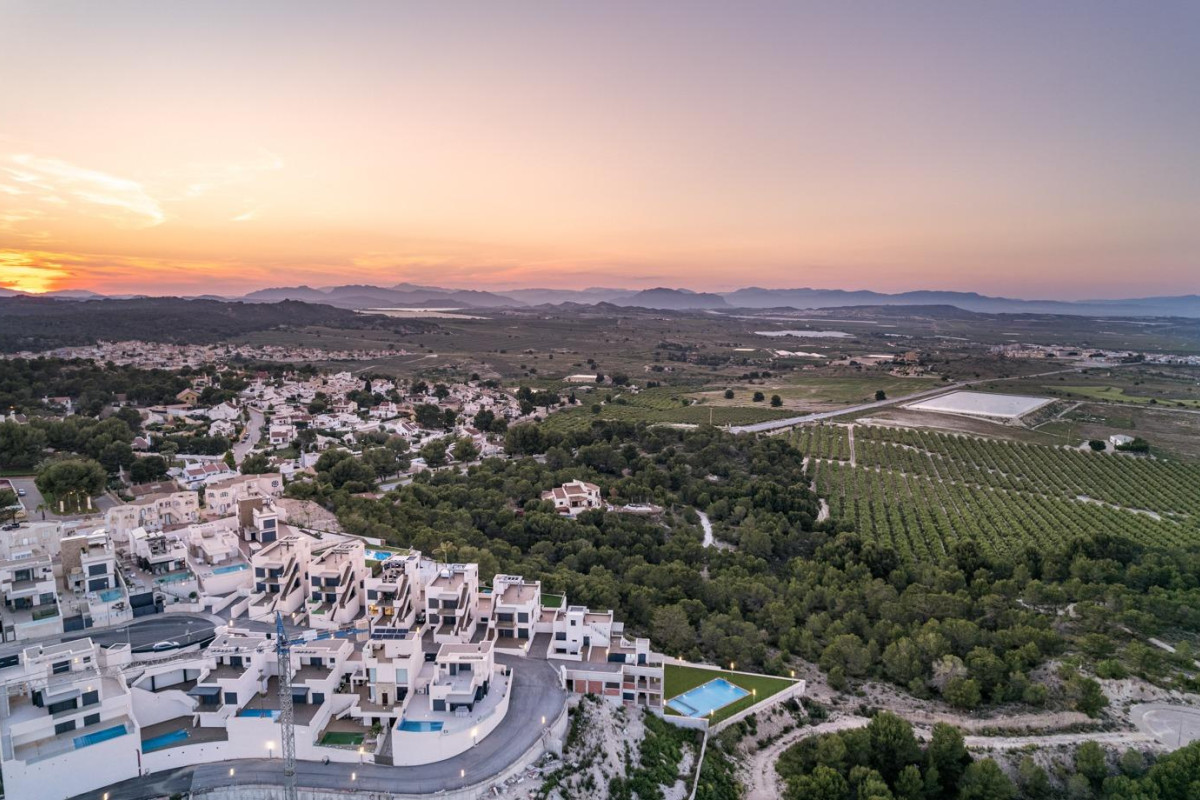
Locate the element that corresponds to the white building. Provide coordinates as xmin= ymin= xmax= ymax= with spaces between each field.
xmin=541 ymin=480 xmax=603 ymax=515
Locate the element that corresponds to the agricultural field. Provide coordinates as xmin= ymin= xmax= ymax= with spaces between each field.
xmin=792 ymin=423 xmax=1200 ymax=562
xmin=537 ymin=385 xmax=794 ymax=433
xmin=689 ymin=374 xmax=941 ymax=412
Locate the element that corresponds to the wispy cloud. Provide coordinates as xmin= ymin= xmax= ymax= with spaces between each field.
xmin=3 ymin=154 xmax=164 ymax=228
xmin=0 ymin=251 xmax=74 ymax=293
xmin=160 ymin=150 xmax=284 ymax=200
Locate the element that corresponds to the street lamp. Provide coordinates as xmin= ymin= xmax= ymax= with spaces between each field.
xmin=267 ymin=741 xmax=275 ymax=758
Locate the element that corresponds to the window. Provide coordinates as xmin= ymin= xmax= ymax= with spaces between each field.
xmin=517 ymin=612 xmax=529 ymax=623
xmin=81 ymin=690 xmax=99 ymax=707
xmin=55 ymin=720 xmax=77 ymax=735
xmin=224 ymin=692 xmax=238 ymax=705
xmin=52 ymin=660 xmax=70 ymax=675
xmin=87 ymin=563 xmax=107 ymax=576
xmin=48 ymin=698 xmax=78 ymax=714
xmin=84 ymin=713 xmax=100 ymax=727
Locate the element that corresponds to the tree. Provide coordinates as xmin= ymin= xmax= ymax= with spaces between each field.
xmin=419 ymin=438 xmax=449 ymax=468
xmin=867 ymin=713 xmax=922 ymax=783
xmin=130 ymin=455 xmax=169 ymax=483
xmin=752 ymin=391 xmax=765 ymax=402
xmin=875 ymin=390 xmax=887 ymax=401
xmin=1071 ymin=676 xmax=1108 ymax=718
xmin=222 ymin=449 xmax=236 ymax=470
xmin=787 ymin=765 xmax=848 ymax=800
xmin=505 ymin=423 xmax=546 ymax=456
xmin=1074 ymin=741 xmax=1108 ymax=789
xmin=0 ymin=488 xmax=17 ymax=524
xmin=1016 ymin=757 xmax=1051 ymax=799
xmin=35 ymin=459 xmax=107 ymax=506
xmin=927 ymin=723 xmax=971 ymax=795
xmin=452 ymin=437 xmax=480 ymax=463
xmin=1088 ymin=439 xmax=1107 ymax=451
xmin=957 ymin=759 xmax=1016 ymax=800
xmin=944 ymin=677 xmax=981 ymax=710
xmin=651 ymin=604 xmax=695 ymax=654
xmin=0 ymin=421 xmax=47 ymax=469
xmin=240 ymin=452 xmax=273 ymax=475
xmin=770 ymin=394 xmax=782 ymax=407
xmin=413 ymin=403 xmax=444 ymax=429
xmin=723 ymin=389 xmax=734 ymax=400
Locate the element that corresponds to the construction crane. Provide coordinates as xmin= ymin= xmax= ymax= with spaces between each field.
xmin=273 ymin=612 xmax=370 ymax=800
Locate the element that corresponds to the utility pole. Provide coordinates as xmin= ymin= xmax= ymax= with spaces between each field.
xmin=276 ymin=612 xmax=297 ymax=800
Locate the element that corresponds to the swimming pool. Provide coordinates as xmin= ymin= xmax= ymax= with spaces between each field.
xmin=143 ymin=728 xmax=189 ymax=752
xmin=666 ymin=678 xmax=749 ymax=718
xmin=238 ymin=708 xmax=281 ymax=719
xmin=98 ymin=588 xmax=123 ymax=602
xmin=212 ymin=563 xmax=248 ymax=575
xmin=365 ymin=550 xmax=399 ymax=562
xmin=156 ymin=572 xmax=192 ymax=584
xmin=74 ymin=724 xmax=127 ymax=749
xmin=397 ymin=719 xmax=444 ymax=732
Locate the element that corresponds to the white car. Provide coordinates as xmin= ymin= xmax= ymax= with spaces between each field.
xmin=150 ymin=640 xmax=180 ymax=651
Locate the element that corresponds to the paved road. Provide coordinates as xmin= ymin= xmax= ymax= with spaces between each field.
xmin=3 ymin=475 xmax=118 ymax=521
xmin=73 ymin=654 xmax=567 ymax=800
xmin=234 ymin=407 xmax=265 ymax=464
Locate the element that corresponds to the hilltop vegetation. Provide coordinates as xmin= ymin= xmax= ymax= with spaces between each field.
xmin=291 ymin=421 xmax=1200 ymax=711
xmin=0 ymin=296 xmax=436 ymax=352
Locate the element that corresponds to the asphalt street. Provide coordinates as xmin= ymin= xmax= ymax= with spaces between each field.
xmin=71 ymin=654 xmax=567 ymax=800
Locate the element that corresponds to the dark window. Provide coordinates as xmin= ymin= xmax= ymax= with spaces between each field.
xmin=81 ymin=690 xmax=99 ymax=707
xmin=255 ymin=567 xmax=265 ymax=577
xmin=224 ymin=692 xmax=238 ymax=705
xmin=311 ymin=692 xmax=324 ymax=705
xmin=87 ymin=564 xmax=107 ymax=576
xmin=55 ymin=720 xmax=77 ymax=735
xmin=84 ymin=713 xmax=100 ymax=727
xmin=554 ymin=632 xmax=566 ymax=641
xmin=366 ymin=589 xmax=377 ymax=600
xmin=52 ymin=660 xmax=70 ymax=675
xmin=311 ymin=576 xmax=320 ymax=586
xmin=517 ymin=612 xmax=529 ymax=623
xmin=48 ymin=698 xmax=78 ymax=714
xmin=88 ymin=577 xmax=109 ymax=591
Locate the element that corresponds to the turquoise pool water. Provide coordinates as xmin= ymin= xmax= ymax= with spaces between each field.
xmin=156 ymin=572 xmax=192 ymax=584
xmin=98 ymin=588 xmax=122 ymax=602
xmin=666 ymin=678 xmax=749 ymax=717
xmin=143 ymin=728 xmax=189 ymax=752
xmin=238 ymin=708 xmax=280 ymax=719
xmin=398 ymin=719 xmax=444 ymax=732
xmin=365 ymin=550 xmax=398 ymax=562
xmin=212 ymin=563 xmax=248 ymax=575
xmin=74 ymin=724 xmax=127 ymax=749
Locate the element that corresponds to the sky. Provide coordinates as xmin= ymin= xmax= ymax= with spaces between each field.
xmin=1 ymin=1 xmax=1197 ymax=299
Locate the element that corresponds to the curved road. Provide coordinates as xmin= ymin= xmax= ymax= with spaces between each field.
xmin=72 ymin=654 xmax=566 ymax=800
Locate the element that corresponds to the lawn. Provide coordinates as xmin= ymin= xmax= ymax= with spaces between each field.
xmin=1059 ymin=385 xmax=1200 ymax=409
xmin=538 ymin=386 xmax=794 ymax=433
xmin=319 ymin=731 xmax=365 ymax=746
xmin=663 ymin=664 xmax=797 ymax=724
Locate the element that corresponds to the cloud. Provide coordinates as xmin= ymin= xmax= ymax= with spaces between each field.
xmin=3 ymin=154 xmax=164 ymax=227
xmin=160 ymin=150 xmax=284 ymax=200
xmin=231 ymin=208 xmax=259 ymax=222
xmin=0 ymin=251 xmax=74 ymax=293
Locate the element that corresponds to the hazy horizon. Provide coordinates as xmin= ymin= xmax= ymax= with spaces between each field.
xmin=2 ymin=1 xmax=1198 ymax=299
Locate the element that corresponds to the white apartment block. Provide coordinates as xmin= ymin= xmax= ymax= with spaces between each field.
xmin=425 ymin=563 xmax=479 ymax=644
xmin=363 ymin=551 xmax=422 ymax=630
xmin=482 ymin=574 xmax=541 ymax=653
xmin=129 ymin=527 xmax=189 ymax=576
xmin=105 ymin=490 xmax=200 ymax=543
xmin=307 ymin=539 xmax=366 ymax=630
xmin=205 ymin=473 xmax=284 ymax=517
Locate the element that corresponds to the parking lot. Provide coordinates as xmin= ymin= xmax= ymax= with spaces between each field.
xmin=0 ymin=475 xmax=118 ymax=522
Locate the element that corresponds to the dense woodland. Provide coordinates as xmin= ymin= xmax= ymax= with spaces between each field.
xmin=287 ymin=421 xmax=1200 ymax=712
xmin=0 ymin=297 xmax=435 ymax=352
xmin=774 ymin=711 xmax=1200 ymax=800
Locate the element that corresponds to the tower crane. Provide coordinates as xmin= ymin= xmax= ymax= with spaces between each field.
xmin=273 ymin=612 xmax=369 ymax=800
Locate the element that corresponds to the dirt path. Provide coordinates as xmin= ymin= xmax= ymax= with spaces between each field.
xmin=743 ymin=717 xmax=870 ymax=800
xmin=962 ymin=730 xmax=1157 ymax=751
xmin=847 ymin=423 xmax=856 ymax=466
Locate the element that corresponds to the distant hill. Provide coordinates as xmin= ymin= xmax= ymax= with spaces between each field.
xmin=10 ymin=281 xmax=1200 ymax=318
xmin=608 ymin=287 xmax=729 ymax=310
xmin=0 ymin=296 xmax=437 ymax=352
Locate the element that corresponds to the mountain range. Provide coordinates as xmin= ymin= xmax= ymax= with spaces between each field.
xmin=4 ymin=283 xmax=1200 ymax=318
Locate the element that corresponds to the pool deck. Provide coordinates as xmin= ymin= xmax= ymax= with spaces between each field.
xmin=141 ymin=716 xmax=229 ymax=752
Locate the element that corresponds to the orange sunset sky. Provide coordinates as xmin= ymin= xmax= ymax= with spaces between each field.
xmin=1 ymin=2 xmax=1198 ymax=299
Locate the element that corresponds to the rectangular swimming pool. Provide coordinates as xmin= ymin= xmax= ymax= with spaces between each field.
xmin=212 ymin=563 xmax=248 ymax=575
xmin=98 ymin=588 xmax=123 ymax=602
xmin=143 ymin=728 xmax=189 ymax=752
xmin=365 ymin=550 xmax=399 ymax=562
xmin=397 ymin=719 xmax=444 ymax=732
xmin=238 ymin=708 xmax=280 ymax=719
xmin=74 ymin=724 xmax=127 ymax=749
xmin=666 ymin=678 xmax=749 ymax=718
